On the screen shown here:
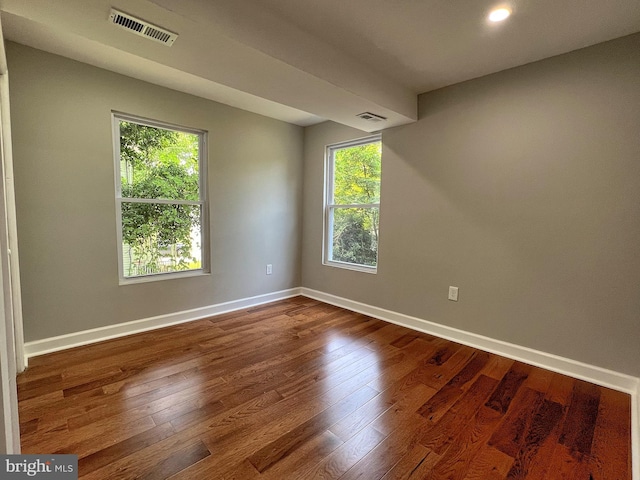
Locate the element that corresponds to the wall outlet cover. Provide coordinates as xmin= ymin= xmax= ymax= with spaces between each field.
xmin=448 ymin=286 xmax=459 ymax=301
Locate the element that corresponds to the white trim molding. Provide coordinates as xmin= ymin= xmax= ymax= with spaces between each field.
xmin=300 ymin=287 xmax=640 ymax=479
xmin=24 ymin=288 xmax=302 ymax=361
xmin=300 ymin=288 xmax=639 ymax=393
xmin=22 ymin=286 xmax=639 ymax=478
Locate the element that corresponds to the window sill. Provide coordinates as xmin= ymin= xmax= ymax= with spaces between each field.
xmin=323 ymin=260 xmax=377 ymax=274
xmin=119 ymin=269 xmax=210 ymax=285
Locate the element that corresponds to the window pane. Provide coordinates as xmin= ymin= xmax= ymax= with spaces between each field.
xmin=120 ymin=121 xmax=200 ymax=201
xmin=121 ymin=202 xmax=202 ymax=277
xmin=333 ymin=142 xmax=381 ymax=205
xmin=330 ymin=207 xmax=379 ymax=267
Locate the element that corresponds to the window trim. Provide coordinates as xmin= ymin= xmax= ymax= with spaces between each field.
xmin=112 ymin=111 xmax=210 ymax=284
xmin=323 ymin=134 xmax=382 ymax=274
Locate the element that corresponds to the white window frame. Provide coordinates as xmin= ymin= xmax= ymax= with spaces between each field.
xmin=323 ymin=134 xmax=382 ymax=274
xmin=113 ymin=112 xmax=210 ymax=284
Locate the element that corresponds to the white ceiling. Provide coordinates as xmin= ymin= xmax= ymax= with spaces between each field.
xmin=2 ymin=0 xmax=639 ymax=131
xmin=256 ymin=0 xmax=640 ymax=93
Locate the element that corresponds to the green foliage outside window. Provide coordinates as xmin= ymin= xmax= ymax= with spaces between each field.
xmin=119 ymin=121 xmax=202 ymax=277
xmin=330 ymin=141 xmax=381 ymax=268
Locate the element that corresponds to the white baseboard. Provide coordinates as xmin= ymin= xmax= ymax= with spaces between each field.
xmin=301 ymin=287 xmax=640 ymax=479
xmin=21 ymin=285 xmax=639 ymax=478
xmin=23 ymin=288 xmax=302 ymax=362
xmin=26 ymin=286 xmax=638 ymax=394
xmin=300 ymin=288 xmax=640 ymax=394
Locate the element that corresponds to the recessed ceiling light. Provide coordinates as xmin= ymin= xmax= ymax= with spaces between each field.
xmin=488 ymin=7 xmax=511 ymax=22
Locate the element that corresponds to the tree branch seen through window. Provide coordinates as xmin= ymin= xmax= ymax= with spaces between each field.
xmin=325 ymin=137 xmax=382 ymax=271
xmin=115 ymin=115 xmax=207 ymax=280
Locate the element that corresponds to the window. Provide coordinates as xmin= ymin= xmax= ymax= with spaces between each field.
xmin=113 ymin=113 xmax=208 ymax=282
xmin=324 ymin=135 xmax=382 ymax=272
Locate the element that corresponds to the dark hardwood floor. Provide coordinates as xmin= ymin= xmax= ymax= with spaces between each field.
xmin=18 ymin=297 xmax=632 ymax=479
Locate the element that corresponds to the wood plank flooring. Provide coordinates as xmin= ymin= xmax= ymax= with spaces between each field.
xmin=18 ymin=297 xmax=632 ymax=479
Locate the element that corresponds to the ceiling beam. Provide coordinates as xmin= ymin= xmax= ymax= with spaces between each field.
xmin=1 ymin=0 xmax=417 ymax=130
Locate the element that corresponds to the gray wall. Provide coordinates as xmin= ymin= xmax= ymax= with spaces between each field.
xmin=8 ymin=33 xmax=640 ymax=377
xmin=8 ymin=42 xmax=303 ymax=342
xmin=302 ymin=33 xmax=640 ymax=377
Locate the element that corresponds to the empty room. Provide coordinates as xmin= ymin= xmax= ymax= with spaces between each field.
xmin=0 ymin=0 xmax=638 ymax=479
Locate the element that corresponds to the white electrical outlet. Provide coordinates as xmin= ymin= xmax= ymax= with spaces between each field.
xmin=448 ymin=286 xmax=459 ymax=301
xmin=266 ymin=264 xmax=273 ymax=275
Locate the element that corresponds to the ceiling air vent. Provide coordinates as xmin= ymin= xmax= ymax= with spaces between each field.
xmin=356 ymin=112 xmax=387 ymax=122
xmin=109 ymin=9 xmax=178 ymax=46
